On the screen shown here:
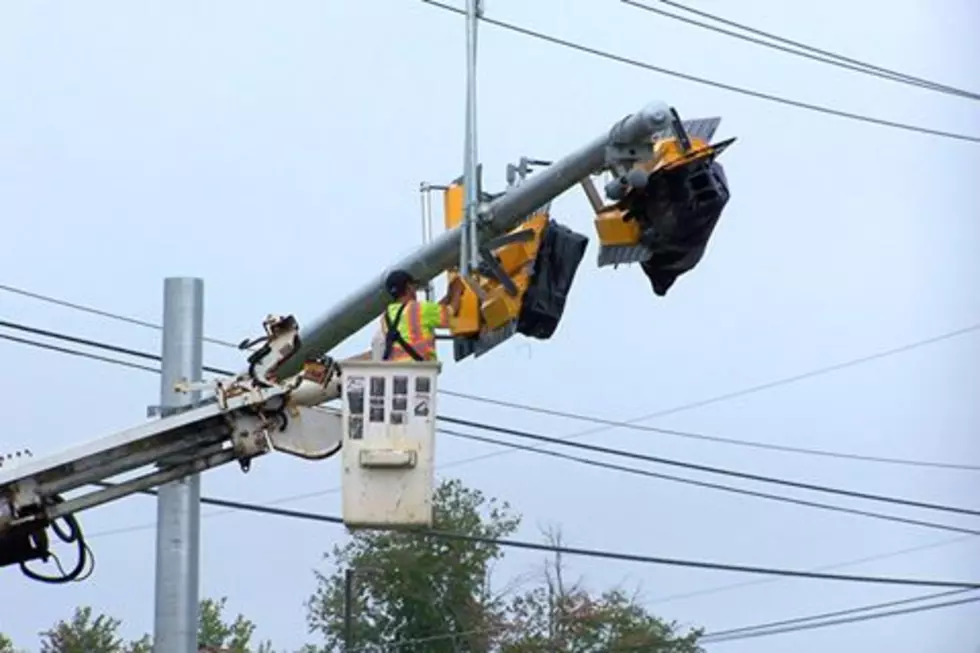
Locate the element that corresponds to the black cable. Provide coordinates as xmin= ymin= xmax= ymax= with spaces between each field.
xmin=7 ymin=322 xmax=980 ymax=525
xmin=7 ymin=316 xmax=979 ymax=472
xmin=0 ymin=320 xmax=232 ymax=376
xmin=701 ymin=587 xmax=974 ymax=641
xmin=440 ymin=428 xmax=980 ymax=536
xmin=18 ymin=497 xmax=91 ymax=584
xmin=622 ymin=0 xmax=980 ymax=101
xmin=380 ymin=588 xmax=980 ymax=649
xmin=0 ymin=333 xmax=162 ymax=375
xmin=439 ymin=416 xmax=980 ymax=519
xmin=0 ymin=283 xmax=239 ymax=348
xmin=702 ymin=593 xmax=980 ymax=643
xmin=100 ymin=482 xmax=980 ymax=589
xmin=420 ymin=0 xmax=980 ymax=144
xmin=441 ymin=384 xmax=980 ymax=471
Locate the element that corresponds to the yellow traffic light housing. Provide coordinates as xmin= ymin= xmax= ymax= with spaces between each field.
xmin=442 ymin=179 xmax=588 ymax=361
xmin=592 ymin=111 xmax=734 ymax=296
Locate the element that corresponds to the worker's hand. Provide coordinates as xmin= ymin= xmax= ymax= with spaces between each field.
xmin=439 ymin=276 xmax=465 ymax=305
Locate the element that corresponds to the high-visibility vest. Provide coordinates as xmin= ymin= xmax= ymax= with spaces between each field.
xmin=379 ymin=300 xmax=451 ymax=361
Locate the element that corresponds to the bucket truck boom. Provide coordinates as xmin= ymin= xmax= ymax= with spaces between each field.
xmin=1 ymin=99 xmax=727 ymax=584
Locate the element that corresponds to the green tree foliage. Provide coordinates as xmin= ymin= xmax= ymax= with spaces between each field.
xmin=0 ymin=633 xmax=17 ymax=653
xmin=305 ymin=479 xmax=702 ymax=652
xmin=37 ymin=606 xmax=150 ymax=653
xmin=305 ymin=478 xmax=521 ymax=652
xmin=500 ymin=532 xmax=703 ymax=652
xmin=198 ymin=596 xmax=274 ymax=653
xmin=32 ymin=598 xmax=276 ymax=653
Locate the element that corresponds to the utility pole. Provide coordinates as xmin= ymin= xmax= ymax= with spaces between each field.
xmin=153 ymin=277 xmax=204 ymax=653
xmin=460 ymin=0 xmax=483 ymax=277
xmin=343 ymin=567 xmax=354 ymax=651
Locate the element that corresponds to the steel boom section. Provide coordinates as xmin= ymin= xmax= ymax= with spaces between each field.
xmin=277 ymin=101 xmax=671 ymax=378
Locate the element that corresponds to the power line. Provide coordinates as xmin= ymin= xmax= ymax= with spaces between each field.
xmin=441 ymin=351 xmax=980 ymax=471
xmin=0 ymin=333 xmax=161 ymax=375
xmin=646 ymin=534 xmax=977 ymax=605
xmin=420 ymin=0 xmax=980 ymax=144
xmin=0 ymin=283 xmax=239 ymax=348
xmin=622 ymin=0 xmax=980 ymax=101
xmin=701 ymin=587 xmax=974 ymax=641
xmin=365 ymin=588 xmax=980 ymax=649
xmin=0 ymin=320 xmax=233 ymax=376
xmin=5 ymin=322 xmax=979 ymax=523
xmin=441 ymin=428 xmax=980 ymax=536
xmin=95 ymin=482 xmax=980 ymax=589
xmin=702 ymin=592 xmax=980 ymax=644
xmin=6 ymin=316 xmax=979 ymax=472
xmin=439 ymin=416 xmax=980 ymax=519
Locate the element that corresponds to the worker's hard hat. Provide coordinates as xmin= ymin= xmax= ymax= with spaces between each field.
xmin=384 ymin=269 xmax=419 ymax=297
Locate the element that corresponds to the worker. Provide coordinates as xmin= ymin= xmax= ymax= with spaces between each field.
xmin=380 ymin=269 xmax=463 ymax=362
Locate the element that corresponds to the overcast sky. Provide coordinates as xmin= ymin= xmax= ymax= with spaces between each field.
xmin=2 ymin=0 xmax=979 ymax=651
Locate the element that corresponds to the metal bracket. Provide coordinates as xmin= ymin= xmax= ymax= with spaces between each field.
xmin=146 ymin=400 xmax=210 ymax=419
xmin=477 ymin=229 xmax=536 ymax=297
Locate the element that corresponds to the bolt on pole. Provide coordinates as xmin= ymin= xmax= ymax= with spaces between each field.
xmin=153 ymin=277 xmax=204 ymax=653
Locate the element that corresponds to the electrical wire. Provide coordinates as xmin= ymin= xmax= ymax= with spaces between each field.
xmin=700 ymin=587 xmax=975 ymax=641
xmin=701 ymin=592 xmax=980 ymax=644
xmin=0 ymin=320 xmax=231 ymax=376
xmin=645 ymin=533 xmax=976 ymax=605
xmin=6 ymin=287 xmax=979 ymax=470
xmin=0 ymin=283 xmax=239 ymax=348
xmin=419 ymin=0 xmax=980 ymax=144
xmin=347 ymin=586 xmax=980 ymax=649
xmin=0 ymin=333 xmax=161 ymax=375
xmin=439 ymin=416 xmax=980 ymax=519
xmin=621 ymin=0 xmax=980 ymax=101
xmin=441 ymin=344 xmax=980 ymax=472
xmin=98 ymin=481 xmax=980 ymax=589
xmin=440 ymin=428 xmax=980 ymax=536
xmin=6 ymin=316 xmax=979 ymax=472
xmin=7 ymin=321 xmax=980 ymax=533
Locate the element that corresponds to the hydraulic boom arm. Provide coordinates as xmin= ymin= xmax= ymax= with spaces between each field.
xmin=1 ymin=99 xmax=724 ymax=584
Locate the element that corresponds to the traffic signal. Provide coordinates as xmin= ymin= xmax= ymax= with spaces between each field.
xmin=443 ymin=180 xmax=589 ymax=361
xmin=593 ymin=111 xmax=734 ymax=296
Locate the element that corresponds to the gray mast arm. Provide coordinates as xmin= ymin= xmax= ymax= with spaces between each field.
xmin=277 ymin=100 xmax=672 ymax=378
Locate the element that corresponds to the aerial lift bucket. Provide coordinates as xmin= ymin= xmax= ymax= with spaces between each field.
xmin=339 ymin=359 xmax=440 ymax=529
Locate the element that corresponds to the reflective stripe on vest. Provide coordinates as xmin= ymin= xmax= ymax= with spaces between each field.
xmin=380 ymin=301 xmax=437 ymax=361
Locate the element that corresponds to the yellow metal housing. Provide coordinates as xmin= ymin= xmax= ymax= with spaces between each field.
xmin=441 ymin=181 xmax=550 ymax=337
xmin=593 ymin=134 xmax=716 ymax=257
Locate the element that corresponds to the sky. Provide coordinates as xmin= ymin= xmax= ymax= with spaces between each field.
xmin=1 ymin=0 xmax=979 ymax=651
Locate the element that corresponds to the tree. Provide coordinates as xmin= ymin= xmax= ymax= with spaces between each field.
xmin=305 ymin=478 xmax=521 ymax=652
xmin=38 ymin=606 xmax=150 ymax=653
xmin=305 ymin=482 xmax=704 ymax=653
xmin=35 ymin=598 xmax=275 ymax=653
xmin=500 ymin=530 xmax=703 ymax=653
xmin=198 ymin=596 xmax=274 ymax=653
xmin=0 ymin=633 xmax=16 ymax=653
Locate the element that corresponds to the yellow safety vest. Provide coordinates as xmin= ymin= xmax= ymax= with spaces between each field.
xmin=380 ymin=300 xmax=451 ymax=361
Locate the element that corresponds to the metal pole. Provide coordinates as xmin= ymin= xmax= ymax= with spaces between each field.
xmin=274 ymin=101 xmax=670 ymax=378
xmin=153 ymin=277 xmax=204 ymax=653
xmin=344 ymin=567 xmax=355 ymax=651
xmin=460 ymin=0 xmax=481 ymax=276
